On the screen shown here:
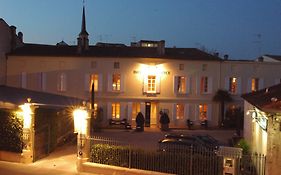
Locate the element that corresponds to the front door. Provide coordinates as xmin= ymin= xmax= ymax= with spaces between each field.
xmin=145 ymin=102 xmax=151 ymax=127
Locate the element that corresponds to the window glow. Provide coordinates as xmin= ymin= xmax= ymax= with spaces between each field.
xmin=199 ymin=104 xmax=208 ymax=121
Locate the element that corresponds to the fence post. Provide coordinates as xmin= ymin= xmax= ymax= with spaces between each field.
xmin=129 ymin=145 xmax=132 ymax=168
xmin=189 ymin=145 xmax=193 ymax=175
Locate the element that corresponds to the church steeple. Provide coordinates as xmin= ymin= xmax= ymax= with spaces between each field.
xmin=77 ymin=5 xmax=89 ymax=52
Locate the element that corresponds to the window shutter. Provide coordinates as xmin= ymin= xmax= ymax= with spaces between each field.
xmin=275 ymin=78 xmax=280 ymax=85
xmin=84 ymin=73 xmax=90 ymax=92
xmin=259 ymin=78 xmax=264 ymax=90
xmin=120 ymin=102 xmax=126 ymax=119
xmin=184 ymin=104 xmax=190 ymax=119
xmin=143 ymin=76 xmax=148 ymax=93
xmin=61 ymin=73 xmax=67 ymax=91
xmin=173 ymin=76 xmax=179 ymax=94
xmin=156 ymin=75 xmax=161 ymax=93
xmin=140 ymin=102 xmax=145 ymax=115
xmin=172 ymin=103 xmax=177 ymax=121
xmin=194 ymin=104 xmax=198 ymax=122
xmin=21 ymin=72 xmax=27 ymax=88
xmin=225 ymin=77 xmax=230 ymax=92
xmin=247 ymin=78 xmax=252 ymax=93
xmin=207 ymin=104 xmax=212 ymax=121
xmin=127 ymin=102 xmax=133 ymax=121
xmin=237 ymin=77 xmax=242 ymax=94
xmin=196 ymin=76 xmax=200 ymax=95
xmin=186 ymin=76 xmax=191 ymax=94
xmin=107 ymin=102 xmax=112 ymax=119
xmin=98 ymin=74 xmax=103 ymax=92
xmin=208 ymin=77 xmax=213 ymax=94
xmin=120 ymin=74 xmax=125 ymax=92
xmin=107 ymin=74 xmax=113 ymax=92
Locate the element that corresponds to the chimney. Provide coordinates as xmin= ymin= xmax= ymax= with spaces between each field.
xmin=224 ymin=54 xmax=229 ymax=60
xmin=157 ymin=40 xmax=165 ymax=56
xmin=10 ymin=26 xmax=17 ymax=50
xmin=18 ymin=32 xmax=23 ymax=43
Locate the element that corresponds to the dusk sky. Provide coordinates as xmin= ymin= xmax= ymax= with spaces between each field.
xmin=1 ymin=0 xmax=281 ymax=59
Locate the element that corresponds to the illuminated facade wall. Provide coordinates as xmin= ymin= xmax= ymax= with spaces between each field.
xmin=6 ymin=56 xmax=281 ymax=127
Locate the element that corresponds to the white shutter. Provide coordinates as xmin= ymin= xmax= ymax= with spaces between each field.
xmin=84 ymin=73 xmax=90 ymax=92
xmin=143 ymin=76 xmax=148 ymax=93
xmin=98 ymin=74 xmax=103 ymax=92
xmin=107 ymin=102 xmax=112 ymax=119
xmin=107 ymin=74 xmax=112 ymax=92
xmin=225 ymin=77 xmax=230 ymax=92
xmin=127 ymin=102 xmax=133 ymax=121
xmin=196 ymin=76 xmax=200 ymax=95
xmin=184 ymin=104 xmax=190 ymax=119
xmin=172 ymin=103 xmax=177 ymax=121
xmin=61 ymin=73 xmax=67 ymax=91
xmin=237 ymin=77 xmax=242 ymax=94
xmin=247 ymin=78 xmax=252 ymax=93
xmin=186 ymin=76 xmax=191 ymax=94
xmin=120 ymin=74 xmax=125 ymax=92
xmin=120 ymin=102 xmax=126 ymax=119
xmin=207 ymin=104 xmax=212 ymax=121
xmin=156 ymin=75 xmax=161 ymax=93
xmin=208 ymin=77 xmax=213 ymax=94
xmin=21 ymin=72 xmax=27 ymax=88
xmin=174 ymin=76 xmax=179 ymax=94
xmin=258 ymin=78 xmax=264 ymax=90
xmin=194 ymin=104 xmax=198 ymax=122
xmin=140 ymin=102 xmax=145 ymax=116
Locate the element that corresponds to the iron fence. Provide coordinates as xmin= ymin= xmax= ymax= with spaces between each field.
xmin=89 ymin=136 xmax=266 ymax=175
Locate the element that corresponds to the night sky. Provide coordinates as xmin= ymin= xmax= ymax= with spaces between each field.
xmin=1 ymin=0 xmax=281 ymax=59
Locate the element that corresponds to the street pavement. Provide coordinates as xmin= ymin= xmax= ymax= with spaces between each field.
xmin=0 ymin=128 xmax=235 ymax=175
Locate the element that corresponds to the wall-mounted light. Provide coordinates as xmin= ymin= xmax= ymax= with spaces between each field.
xmin=19 ymin=98 xmax=33 ymax=129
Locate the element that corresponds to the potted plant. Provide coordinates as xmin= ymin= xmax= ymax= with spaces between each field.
xmin=135 ymin=112 xmax=144 ymax=132
xmin=160 ymin=111 xmax=170 ymax=131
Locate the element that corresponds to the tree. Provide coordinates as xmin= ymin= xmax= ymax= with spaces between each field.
xmin=159 ymin=111 xmax=170 ymax=131
xmin=136 ymin=112 xmax=145 ymax=131
xmin=212 ymin=89 xmax=233 ymax=127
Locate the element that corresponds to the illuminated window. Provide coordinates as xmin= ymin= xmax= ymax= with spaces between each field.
xmin=89 ymin=74 xmax=98 ymax=92
xmin=147 ymin=75 xmax=156 ymax=93
xmin=229 ymin=77 xmax=237 ymax=94
xmin=176 ymin=76 xmax=186 ymax=94
xmin=200 ymin=76 xmax=208 ymax=93
xmin=57 ymin=72 xmax=66 ymax=92
xmin=251 ymin=78 xmax=259 ymax=92
xmin=199 ymin=104 xmax=208 ymax=121
xmin=176 ymin=104 xmax=184 ymax=120
xmin=112 ymin=74 xmax=121 ymax=91
xmin=92 ymin=103 xmax=98 ymax=117
xmin=132 ymin=103 xmax=141 ymax=121
xmin=112 ymin=103 xmax=120 ymax=119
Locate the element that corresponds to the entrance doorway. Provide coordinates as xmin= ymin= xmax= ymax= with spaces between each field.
xmin=145 ymin=102 xmax=158 ymax=127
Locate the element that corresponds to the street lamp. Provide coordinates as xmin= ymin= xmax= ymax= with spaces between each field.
xmin=72 ymin=104 xmax=89 ymax=159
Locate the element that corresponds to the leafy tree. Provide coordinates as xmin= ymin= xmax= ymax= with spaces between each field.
xmin=212 ymin=89 xmax=233 ymax=126
xmin=136 ymin=112 xmax=144 ymax=128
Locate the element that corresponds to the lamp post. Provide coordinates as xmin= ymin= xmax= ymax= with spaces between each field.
xmin=19 ymin=98 xmax=35 ymax=163
xmin=73 ymin=102 xmax=90 ymax=170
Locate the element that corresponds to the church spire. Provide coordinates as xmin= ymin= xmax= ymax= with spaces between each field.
xmin=77 ymin=4 xmax=89 ymax=52
xmin=80 ymin=6 xmax=88 ymax=36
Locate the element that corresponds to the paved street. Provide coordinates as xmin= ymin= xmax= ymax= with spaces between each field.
xmin=0 ymin=128 xmax=235 ymax=175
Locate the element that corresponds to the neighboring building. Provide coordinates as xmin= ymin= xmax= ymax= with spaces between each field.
xmin=3 ymin=7 xmax=281 ymax=128
xmin=256 ymin=55 xmax=281 ymax=62
xmin=0 ymin=18 xmax=23 ymax=85
xmin=242 ymin=83 xmax=281 ymax=175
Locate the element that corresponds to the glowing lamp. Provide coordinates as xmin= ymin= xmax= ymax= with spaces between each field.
xmin=73 ymin=108 xmax=89 ymax=134
xmin=19 ymin=103 xmax=33 ymax=129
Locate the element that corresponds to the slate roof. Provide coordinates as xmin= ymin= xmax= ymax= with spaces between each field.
xmin=0 ymin=85 xmax=84 ymax=107
xmin=241 ymin=83 xmax=281 ymax=113
xmin=8 ymin=43 xmax=222 ymax=61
